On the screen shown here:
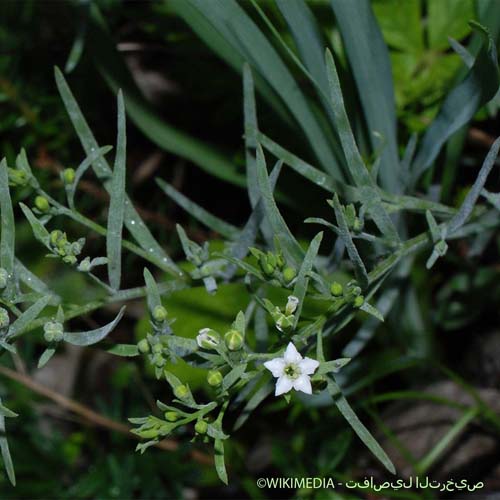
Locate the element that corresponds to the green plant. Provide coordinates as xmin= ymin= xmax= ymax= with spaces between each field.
xmin=1 ymin=0 xmax=500 ymax=493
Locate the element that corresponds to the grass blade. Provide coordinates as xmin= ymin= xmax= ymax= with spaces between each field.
xmin=107 ymin=91 xmax=126 ymax=291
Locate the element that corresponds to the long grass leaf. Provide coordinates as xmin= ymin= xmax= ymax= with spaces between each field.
xmin=107 ymin=91 xmax=126 ymax=291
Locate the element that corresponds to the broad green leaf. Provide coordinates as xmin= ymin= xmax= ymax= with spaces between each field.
xmin=327 ymin=377 xmax=395 ymax=474
xmin=8 ymin=295 xmax=52 ymax=340
xmin=63 ymin=306 xmax=125 ymax=346
xmin=255 ymin=146 xmax=304 ymax=266
xmin=291 ymin=232 xmax=323 ymax=328
xmin=331 ymin=0 xmax=400 ymax=193
xmin=0 ymin=159 xmax=15 ymax=278
xmin=182 ymin=0 xmax=339 ymax=176
xmin=412 ymin=23 xmax=500 ymax=183
xmin=54 ymin=67 xmax=181 ymax=277
xmin=107 ymin=91 xmax=127 ymax=291
xmin=156 ymin=179 xmax=240 ymax=240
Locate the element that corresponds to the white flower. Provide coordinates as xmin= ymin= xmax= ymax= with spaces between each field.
xmin=264 ymin=342 xmax=319 ymax=396
xmin=285 ymin=295 xmax=299 ymax=315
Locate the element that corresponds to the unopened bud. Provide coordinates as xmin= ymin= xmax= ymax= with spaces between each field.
xmin=152 ymin=305 xmax=168 ymax=322
xmin=137 ymin=339 xmax=150 ymax=353
xmin=164 ymin=411 xmax=178 ymax=422
xmin=224 ymin=329 xmax=243 ymax=351
xmin=174 ymin=384 xmax=189 ymax=400
xmin=330 ymin=282 xmax=343 ymax=297
xmin=43 ymin=321 xmax=64 ymax=343
xmin=34 ymin=196 xmax=50 ymax=212
xmin=63 ymin=168 xmax=76 ymax=184
xmin=353 ymin=295 xmax=364 ymax=308
xmin=207 ymin=369 xmax=223 ymax=387
xmin=196 ymin=328 xmax=220 ymax=349
xmin=194 ymin=419 xmax=208 ymax=434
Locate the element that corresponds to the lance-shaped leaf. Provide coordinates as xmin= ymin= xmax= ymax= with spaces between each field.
xmin=291 ymin=232 xmax=323 ymax=329
xmin=54 ymin=67 xmax=181 ymax=277
xmin=0 ymin=159 xmax=15 ymax=281
xmin=107 ymin=344 xmax=139 ymax=357
xmin=38 ymin=347 xmax=57 ymax=368
xmin=327 ymin=377 xmax=395 ymax=474
xmin=107 ymin=91 xmax=127 ymax=291
xmin=256 ymin=146 xmax=304 ymax=266
xmin=63 ymin=306 xmax=125 ymax=346
xmin=143 ymin=267 xmax=162 ymax=314
xmin=324 ymin=50 xmax=399 ymax=242
xmin=8 ymin=295 xmax=52 ymax=339
xmin=214 ymin=438 xmax=228 ymax=484
xmin=0 ymin=397 xmax=15 ymax=486
xmin=19 ymin=204 xmax=51 ymax=250
xmin=412 ymin=23 xmax=500 ymax=183
xmin=330 ymin=194 xmax=369 ymax=289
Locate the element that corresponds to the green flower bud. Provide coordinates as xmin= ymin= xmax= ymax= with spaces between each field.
xmin=152 ymin=343 xmax=163 ymax=354
xmin=62 ymin=255 xmax=77 ymax=265
xmin=8 ymin=168 xmax=29 ymax=187
xmin=137 ymin=428 xmax=159 ymax=439
xmin=207 ymin=369 xmax=223 ymax=387
xmin=194 ymin=419 xmax=208 ymax=434
xmin=276 ymin=253 xmax=285 ymax=270
xmin=330 ymin=282 xmax=343 ymax=297
xmin=43 ymin=321 xmax=64 ymax=343
xmin=174 ymin=384 xmax=190 ymax=400
xmin=164 ymin=411 xmax=178 ymax=422
xmin=0 ymin=268 xmax=9 ymax=289
xmin=152 ymin=305 xmax=168 ymax=322
xmin=50 ymin=230 xmax=67 ymax=248
xmin=282 ymin=267 xmax=296 ymax=283
xmin=137 ymin=339 xmax=150 ymax=353
xmin=352 ymin=218 xmax=363 ymax=233
xmin=34 ymin=195 xmax=50 ymax=212
xmin=259 ymin=254 xmax=275 ymax=276
xmin=353 ymin=295 xmax=364 ymax=308
xmin=63 ymin=168 xmax=76 ymax=184
xmin=152 ymin=353 xmax=165 ymax=368
xmin=351 ymin=286 xmax=362 ymax=297
xmin=196 ymin=328 xmax=220 ymax=350
xmin=224 ymin=329 xmax=243 ymax=351
xmin=0 ymin=308 xmax=10 ymax=329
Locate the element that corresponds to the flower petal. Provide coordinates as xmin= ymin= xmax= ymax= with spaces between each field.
xmin=293 ymin=374 xmax=312 ymax=395
xmin=275 ymin=376 xmax=294 ymax=396
xmin=263 ymin=358 xmax=285 ymax=378
xmin=283 ymin=342 xmax=302 ymax=364
xmin=299 ymin=357 xmax=319 ymax=375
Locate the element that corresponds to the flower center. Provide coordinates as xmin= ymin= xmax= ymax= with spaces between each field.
xmin=284 ymin=363 xmax=301 ymax=380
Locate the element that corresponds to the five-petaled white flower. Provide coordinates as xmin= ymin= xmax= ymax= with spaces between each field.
xmin=264 ymin=342 xmax=319 ymax=396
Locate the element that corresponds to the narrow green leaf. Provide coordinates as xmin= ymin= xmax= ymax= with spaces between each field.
xmin=38 ymin=347 xmax=56 ymax=368
xmin=222 ymin=364 xmax=247 ymax=392
xmin=0 ymin=397 xmax=15 ymax=486
xmin=291 ymin=232 xmax=323 ymax=329
xmin=156 ymin=179 xmax=240 ymax=240
xmin=107 ymin=91 xmax=126 ymax=291
xmin=331 ymin=194 xmax=369 ymax=289
xmin=0 ymin=159 xmax=15 ymax=278
xmin=233 ymin=376 xmax=273 ymax=430
xmin=256 ymin=146 xmax=303 ymax=266
xmin=0 ymin=404 xmax=17 ymax=419
xmin=19 ymin=204 xmax=51 ymax=250
xmin=412 ymin=23 xmax=500 ymax=183
xmin=107 ymin=344 xmax=139 ymax=357
xmin=8 ymin=295 xmax=52 ymax=339
xmin=54 ymin=67 xmax=181 ymax=277
xmin=214 ymin=438 xmax=228 ymax=484
xmin=63 ymin=306 xmax=125 ymax=346
xmin=330 ymin=0 xmax=400 ymax=193
xmin=143 ymin=268 xmax=162 ymax=314
xmin=447 ymin=136 xmax=500 ymax=234
xmin=324 ymin=50 xmax=399 ymax=241
xmin=327 ymin=377 xmax=395 ymax=474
